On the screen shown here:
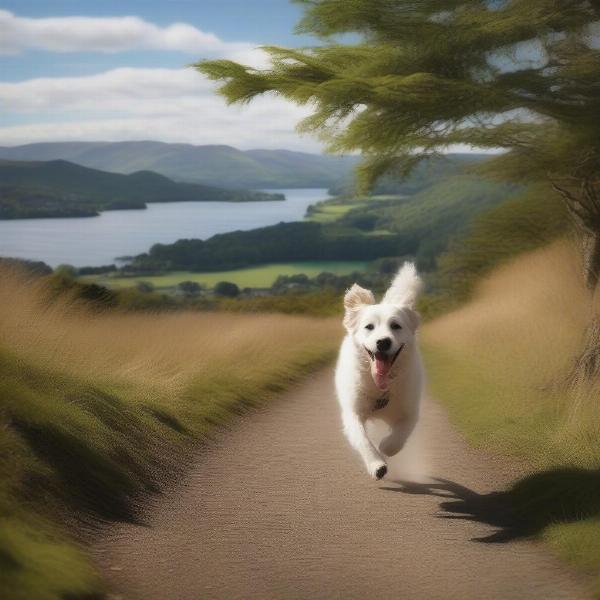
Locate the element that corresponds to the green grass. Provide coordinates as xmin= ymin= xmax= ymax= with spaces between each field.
xmin=306 ymin=201 xmax=369 ymax=223
xmin=304 ymin=195 xmax=405 ymax=224
xmin=81 ymin=261 xmax=370 ymax=290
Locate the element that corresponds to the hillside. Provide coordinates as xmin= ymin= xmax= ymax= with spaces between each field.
xmin=328 ymin=153 xmax=492 ymax=196
xmin=0 ymin=142 xmax=360 ymax=189
xmin=0 ymin=160 xmax=283 ymax=219
xmin=309 ymin=175 xmax=519 ymax=268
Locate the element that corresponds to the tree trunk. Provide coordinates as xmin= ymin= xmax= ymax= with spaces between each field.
xmin=580 ymin=229 xmax=600 ymax=291
xmin=568 ymin=315 xmax=600 ymax=389
xmin=552 ymin=180 xmax=600 ymax=385
xmin=566 ymin=230 xmax=600 ymax=387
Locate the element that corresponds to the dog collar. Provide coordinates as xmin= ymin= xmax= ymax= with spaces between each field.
xmin=373 ymin=394 xmax=389 ymax=411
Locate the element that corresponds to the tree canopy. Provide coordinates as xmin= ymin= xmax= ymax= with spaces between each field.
xmin=197 ymin=0 xmax=600 ymax=283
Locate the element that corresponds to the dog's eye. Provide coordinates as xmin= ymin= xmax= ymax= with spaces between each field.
xmin=390 ymin=322 xmax=402 ymax=330
xmin=364 ymin=324 xmax=375 ymax=331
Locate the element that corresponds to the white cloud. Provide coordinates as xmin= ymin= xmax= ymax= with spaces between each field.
xmin=0 ymin=67 xmax=321 ymax=152
xmin=0 ymin=10 xmax=260 ymax=57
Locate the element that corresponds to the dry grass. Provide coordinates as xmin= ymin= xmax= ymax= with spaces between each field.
xmin=426 ymin=239 xmax=588 ymax=380
xmin=423 ymin=239 xmax=600 ymax=461
xmin=0 ymin=266 xmax=341 ymax=600
xmin=0 ymin=267 xmax=340 ymax=400
xmin=422 ymin=239 xmax=600 ymax=594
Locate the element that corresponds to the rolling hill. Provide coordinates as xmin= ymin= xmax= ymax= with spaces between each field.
xmin=328 ymin=153 xmax=493 ymax=196
xmin=0 ymin=159 xmax=283 ymax=219
xmin=0 ymin=142 xmax=360 ymax=189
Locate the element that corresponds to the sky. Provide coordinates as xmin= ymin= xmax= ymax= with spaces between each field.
xmin=0 ymin=1 xmax=328 ymax=151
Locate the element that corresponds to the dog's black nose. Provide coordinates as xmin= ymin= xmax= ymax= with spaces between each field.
xmin=376 ymin=337 xmax=392 ymax=352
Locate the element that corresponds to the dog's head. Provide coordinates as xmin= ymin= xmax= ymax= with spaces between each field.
xmin=343 ymin=262 xmax=422 ymax=391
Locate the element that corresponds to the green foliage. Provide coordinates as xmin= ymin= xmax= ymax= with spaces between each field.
xmin=425 ymin=185 xmax=568 ymax=315
xmin=197 ymin=0 xmax=600 ymax=194
xmin=310 ymin=175 xmax=518 ymax=269
xmin=53 ymin=264 xmax=76 ymax=279
xmin=0 ymin=159 xmax=283 ymax=219
xmin=129 ymin=221 xmax=408 ymax=272
xmin=214 ymin=281 xmax=240 ymax=297
xmin=328 ymin=153 xmax=490 ymax=196
xmin=177 ymin=280 xmax=203 ymax=295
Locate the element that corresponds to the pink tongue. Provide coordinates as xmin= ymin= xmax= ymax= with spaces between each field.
xmin=371 ymin=355 xmax=391 ymax=391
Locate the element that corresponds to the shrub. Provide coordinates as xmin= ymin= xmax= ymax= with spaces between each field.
xmin=214 ymin=281 xmax=240 ymax=298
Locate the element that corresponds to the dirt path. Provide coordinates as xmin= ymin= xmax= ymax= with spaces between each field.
xmin=93 ymin=369 xmax=588 ymax=600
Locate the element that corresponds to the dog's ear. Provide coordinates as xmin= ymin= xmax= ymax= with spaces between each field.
xmin=382 ymin=262 xmax=422 ymax=308
xmin=343 ymin=284 xmax=375 ymax=331
xmin=401 ymin=307 xmax=421 ymax=334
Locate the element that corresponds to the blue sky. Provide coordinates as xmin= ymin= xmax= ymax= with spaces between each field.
xmin=0 ymin=1 xmax=325 ymax=151
xmin=0 ymin=1 xmax=315 ymax=80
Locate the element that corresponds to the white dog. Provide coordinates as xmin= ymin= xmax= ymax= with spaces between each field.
xmin=335 ymin=262 xmax=424 ymax=480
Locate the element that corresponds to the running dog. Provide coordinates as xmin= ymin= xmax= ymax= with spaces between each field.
xmin=335 ymin=262 xmax=424 ymax=479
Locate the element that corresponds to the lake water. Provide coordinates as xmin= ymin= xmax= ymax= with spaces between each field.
xmin=0 ymin=188 xmax=330 ymax=267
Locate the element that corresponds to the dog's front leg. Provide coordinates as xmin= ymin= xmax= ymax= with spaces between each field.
xmin=378 ymin=416 xmax=417 ymax=457
xmin=342 ymin=410 xmax=387 ymax=480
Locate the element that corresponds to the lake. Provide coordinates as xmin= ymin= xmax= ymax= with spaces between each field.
xmin=0 ymin=188 xmax=330 ymax=267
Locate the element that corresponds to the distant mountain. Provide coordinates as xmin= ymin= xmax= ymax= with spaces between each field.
xmin=0 ymin=159 xmax=283 ymax=219
xmin=0 ymin=142 xmax=360 ymax=189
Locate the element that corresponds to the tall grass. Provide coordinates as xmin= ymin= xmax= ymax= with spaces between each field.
xmin=0 ymin=266 xmax=341 ymax=599
xmin=423 ymin=239 xmax=600 ymax=594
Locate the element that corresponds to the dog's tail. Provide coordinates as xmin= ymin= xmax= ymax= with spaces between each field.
xmin=382 ymin=262 xmax=423 ymax=308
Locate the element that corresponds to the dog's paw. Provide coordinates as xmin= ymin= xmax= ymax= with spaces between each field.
xmin=379 ymin=437 xmax=405 ymax=458
xmin=369 ymin=462 xmax=387 ymax=480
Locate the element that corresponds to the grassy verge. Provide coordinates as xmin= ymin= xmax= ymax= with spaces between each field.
xmin=80 ymin=261 xmax=369 ymax=290
xmin=422 ymin=240 xmax=600 ymax=595
xmin=0 ymin=267 xmax=341 ymax=599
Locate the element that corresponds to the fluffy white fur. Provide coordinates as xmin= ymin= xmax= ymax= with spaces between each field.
xmin=335 ymin=262 xmax=424 ymax=479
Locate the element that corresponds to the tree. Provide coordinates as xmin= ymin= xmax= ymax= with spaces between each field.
xmin=214 ymin=281 xmax=240 ymax=298
xmin=54 ymin=264 xmax=76 ymax=279
xmin=197 ymin=0 xmax=600 ymax=381
xmin=177 ymin=280 xmax=203 ymax=295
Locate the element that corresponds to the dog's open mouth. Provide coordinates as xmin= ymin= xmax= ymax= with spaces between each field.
xmin=365 ymin=344 xmax=404 ymax=391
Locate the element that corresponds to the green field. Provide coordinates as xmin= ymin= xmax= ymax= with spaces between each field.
xmin=82 ymin=261 xmax=370 ymax=290
xmin=306 ymin=202 xmax=367 ymax=223
xmin=305 ymin=195 xmax=403 ymax=224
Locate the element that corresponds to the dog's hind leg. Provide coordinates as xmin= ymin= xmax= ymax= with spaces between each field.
xmin=378 ymin=415 xmax=417 ymax=457
xmin=342 ymin=410 xmax=387 ymax=480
